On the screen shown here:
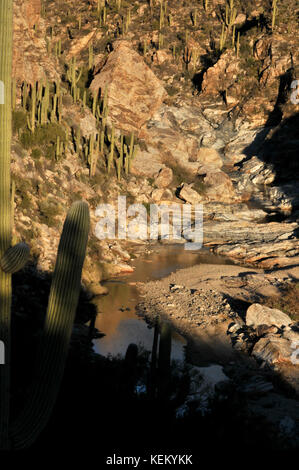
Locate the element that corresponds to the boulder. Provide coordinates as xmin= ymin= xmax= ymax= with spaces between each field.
xmin=253 ymin=36 xmax=272 ymax=61
xmin=151 ymin=188 xmax=164 ymax=202
xmin=152 ymin=49 xmax=171 ymax=65
xmin=201 ymin=50 xmax=240 ymax=96
xmin=155 ymin=167 xmax=173 ymax=188
xmin=246 ymin=303 xmax=292 ymax=328
xmin=130 ymin=149 xmax=165 ymax=177
xmin=203 ymin=170 xmax=239 ymax=203
xmin=196 ymin=147 xmax=223 ymax=169
xmin=259 ymin=35 xmax=293 ymax=86
xmin=239 ymin=156 xmax=276 ymax=186
xmin=252 ymin=335 xmax=292 ymax=365
xmin=90 ymin=40 xmax=167 ymax=134
xmin=177 ymin=184 xmax=203 ymax=205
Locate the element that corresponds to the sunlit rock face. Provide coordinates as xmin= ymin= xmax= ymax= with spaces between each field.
xmin=90 ymin=40 xmax=167 ymax=134
xmin=13 ymin=0 xmax=59 ymax=84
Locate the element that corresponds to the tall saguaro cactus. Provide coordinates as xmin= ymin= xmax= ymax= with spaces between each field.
xmin=0 ymin=0 xmax=13 ymax=448
xmin=0 ymin=2 xmax=91 ymax=450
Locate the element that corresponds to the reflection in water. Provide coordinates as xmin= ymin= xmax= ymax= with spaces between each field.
xmin=93 ymin=245 xmax=234 ymax=359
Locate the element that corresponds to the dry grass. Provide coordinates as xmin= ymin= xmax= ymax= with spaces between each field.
xmin=264 ymin=283 xmax=299 ymax=322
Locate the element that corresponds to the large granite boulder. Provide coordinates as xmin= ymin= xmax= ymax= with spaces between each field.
xmin=90 ymin=40 xmax=167 ymax=134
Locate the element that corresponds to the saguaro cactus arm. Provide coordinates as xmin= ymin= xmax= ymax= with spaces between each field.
xmin=10 ymin=201 xmax=90 ymax=449
xmin=0 ymin=243 xmax=30 ymax=274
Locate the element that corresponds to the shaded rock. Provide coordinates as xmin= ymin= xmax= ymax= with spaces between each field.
xmin=88 ymin=283 xmax=109 ymax=296
xmin=246 ymin=303 xmax=292 ymax=328
xmin=253 ymin=35 xmax=272 ymax=61
xmin=241 ymin=156 xmax=275 ymax=185
xmin=267 ymin=186 xmax=295 ymax=213
xmin=237 ymin=375 xmax=274 ymax=396
xmin=235 ymin=156 xmax=276 ymax=197
xmin=252 ymin=334 xmax=292 ymax=365
xmin=201 ymin=50 xmax=240 ymax=96
xmin=90 ymin=40 xmax=167 ymax=134
xmin=259 ymin=34 xmax=293 ymax=86
xmin=256 ymin=324 xmax=279 ymax=337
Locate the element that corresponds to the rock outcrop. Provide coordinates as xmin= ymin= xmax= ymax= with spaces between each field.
xmin=13 ymin=0 xmax=60 ymax=83
xmin=90 ymin=40 xmax=167 ymax=134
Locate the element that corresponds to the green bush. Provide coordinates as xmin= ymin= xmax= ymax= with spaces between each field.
xmin=20 ymin=123 xmax=67 ymax=160
xmin=12 ymin=110 xmax=27 ymax=134
xmin=38 ymin=200 xmax=62 ymax=227
xmin=31 ymin=148 xmax=42 ymax=159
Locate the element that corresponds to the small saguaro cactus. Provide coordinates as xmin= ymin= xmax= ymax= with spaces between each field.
xmin=107 ymin=124 xmax=115 ymax=174
xmin=124 ymin=132 xmax=137 ymax=175
xmin=272 ymin=0 xmax=278 ymax=30
xmin=225 ymin=0 xmax=237 ymax=28
xmin=183 ymin=46 xmax=192 ymax=71
xmin=67 ymin=58 xmax=82 ymax=103
xmin=27 ymin=82 xmax=37 ymax=132
xmin=89 ymin=42 xmax=94 ymax=70
xmin=22 ymin=81 xmax=28 ymax=110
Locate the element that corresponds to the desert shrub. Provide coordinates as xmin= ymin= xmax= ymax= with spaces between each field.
xmin=20 ymin=123 xmax=67 ymax=160
xmin=31 ymin=148 xmax=42 ymax=159
xmin=264 ymin=283 xmax=299 ymax=321
xmin=14 ymin=177 xmax=33 ymax=211
xmin=38 ymin=200 xmax=62 ymax=227
xmin=12 ymin=110 xmax=27 ymax=134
